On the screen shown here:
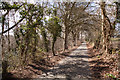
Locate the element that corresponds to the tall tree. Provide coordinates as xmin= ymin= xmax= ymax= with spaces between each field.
xmin=47 ymin=10 xmax=62 ymax=56
xmin=100 ymin=2 xmax=114 ymax=54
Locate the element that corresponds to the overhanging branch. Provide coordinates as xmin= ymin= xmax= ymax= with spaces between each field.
xmin=0 ymin=5 xmax=32 ymax=35
xmin=0 ymin=17 xmax=25 ymax=35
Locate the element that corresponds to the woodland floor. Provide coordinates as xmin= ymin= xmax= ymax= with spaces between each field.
xmin=39 ymin=42 xmax=92 ymax=80
xmin=3 ymin=42 xmax=119 ymax=80
xmin=4 ymin=42 xmax=83 ymax=80
xmin=88 ymin=43 xmax=119 ymax=80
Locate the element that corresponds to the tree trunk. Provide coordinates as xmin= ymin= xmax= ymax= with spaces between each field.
xmin=32 ymin=27 xmax=37 ymax=58
xmin=52 ymin=39 xmax=56 ymax=56
xmin=101 ymin=2 xmax=112 ymax=54
xmin=72 ymin=31 xmax=76 ymax=46
xmin=1 ymin=10 xmax=9 ymax=79
xmin=81 ymin=31 xmax=82 ymax=42
xmin=101 ymin=12 xmax=106 ymax=50
xmin=23 ymin=30 xmax=30 ymax=65
xmin=116 ymin=2 xmax=120 ymax=20
xmin=116 ymin=2 xmax=120 ymax=77
xmin=75 ymin=34 xmax=78 ymax=46
xmin=41 ymin=29 xmax=49 ymax=52
xmin=77 ymin=32 xmax=80 ymax=40
xmin=8 ymin=14 xmax=10 ymax=53
xmin=1 ymin=13 xmax=7 ymax=61
xmin=94 ymin=35 xmax=101 ymax=49
xmin=64 ymin=27 xmax=68 ymax=50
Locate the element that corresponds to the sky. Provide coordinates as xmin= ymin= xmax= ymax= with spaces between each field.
xmin=0 ymin=1 xmax=120 ymax=35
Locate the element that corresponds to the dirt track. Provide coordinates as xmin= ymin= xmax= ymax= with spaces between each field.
xmin=39 ymin=43 xmax=92 ymax=80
